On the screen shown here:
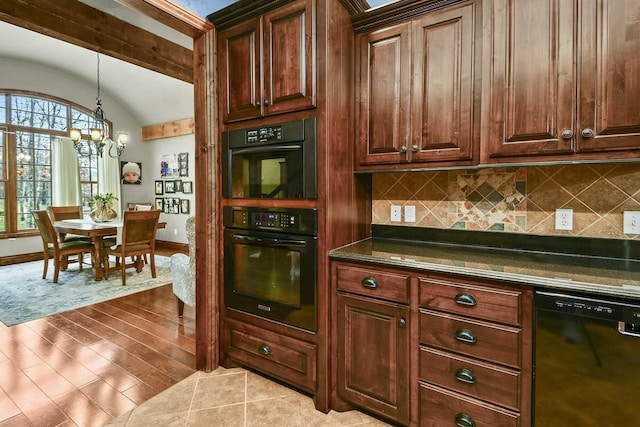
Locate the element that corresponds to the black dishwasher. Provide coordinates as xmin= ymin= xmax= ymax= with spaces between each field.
xmin=534 ymin=291 xmax=640 ymax=426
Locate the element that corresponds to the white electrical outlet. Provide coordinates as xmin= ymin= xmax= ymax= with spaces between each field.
xmin=623 ymin=211 xmax=640 ymax=234
xmin=555 ymin=208 xmax=573 ymax=230
xmin=405 ymin=205 xmax=416 ymax=223
xmin=390 ymin=205 xmax=402 ymax=222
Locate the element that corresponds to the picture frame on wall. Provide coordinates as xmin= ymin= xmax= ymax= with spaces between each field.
xmin=164 ymin=180 xmax=175 ymax=193
xmin=175 ymin=179 xmax=183 ymax=193
xmin=182 ymin=181 xmax=193 ymax=194
xmin=155 ymin=180 xmax=164 ymax=195
xmin=155 ymin=198 xmax=164 ymax=210
xmin=181 ymin=199 xmax=190 ymax=214
xmin=178 ymin=152 xmax=188 ymax=177
xmin=172 ymin=198 xmax=181 ymax=214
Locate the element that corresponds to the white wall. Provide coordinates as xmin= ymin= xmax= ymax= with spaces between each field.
xmin=0 ymin=56 xmax=194 ymax=257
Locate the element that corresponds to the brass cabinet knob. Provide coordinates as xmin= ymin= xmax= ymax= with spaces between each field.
xmin=258 ymin=344 xmax=271 ymax=355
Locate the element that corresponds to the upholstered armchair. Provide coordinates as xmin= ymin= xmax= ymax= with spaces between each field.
xmin=170 ymin=216 xmax=195 ymax=317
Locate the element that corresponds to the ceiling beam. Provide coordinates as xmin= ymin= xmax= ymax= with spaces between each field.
xmin=0 ymin=0 xmax=194 ymax=83
xmin=142 ymin=118 xmax=195 ymax=141
xmin=116 ymin=0 xmax=213 ymax=37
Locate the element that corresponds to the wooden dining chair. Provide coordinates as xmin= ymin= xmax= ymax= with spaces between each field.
xmin=102 ymin=209 xmax=161 ymax=285
xmin=48 ymin=205 xmax=90 ymax=242
xmin=31 ymin=210 xmax=95 ymax=283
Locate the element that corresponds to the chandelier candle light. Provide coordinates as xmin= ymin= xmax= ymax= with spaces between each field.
xmin=68 ymin=53 xmax=129 ymax=158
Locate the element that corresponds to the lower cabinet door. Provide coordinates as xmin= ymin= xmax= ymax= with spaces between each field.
xmin=420 ymin=382 xmax=520 ymax=427
xmin=337 ymin=292 xmax=410 ymax=425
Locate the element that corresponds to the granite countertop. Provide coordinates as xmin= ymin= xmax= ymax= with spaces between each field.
xmin=329 ymin=236 xmax=640 ymax=301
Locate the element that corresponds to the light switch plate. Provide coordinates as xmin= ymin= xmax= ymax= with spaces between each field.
xmin=390 ymin=205 xmax=402 ymax=222
xmin=405 ymin=205 xmax=416 ymax=223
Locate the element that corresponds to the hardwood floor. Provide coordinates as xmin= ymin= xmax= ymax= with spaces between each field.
xmin=0 ymin=249 xmax=195 ymax=427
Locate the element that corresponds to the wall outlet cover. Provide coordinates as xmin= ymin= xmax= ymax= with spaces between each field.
xmin=623 ymin=211 xmax=640 ymax=234
xmin=390 ymin=205 xmax=402 ymax=222
xmin=555 ymin=208 xmax=573 ymax=230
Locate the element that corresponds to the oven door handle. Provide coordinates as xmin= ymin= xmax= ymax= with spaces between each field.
xmin=231 ymin=234 xmax=307 ymax=248
xmin=232 ymin=144 xmax=301 ymax=155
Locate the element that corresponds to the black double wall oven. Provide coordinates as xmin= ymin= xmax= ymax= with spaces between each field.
xmin=222 ymin=118 xmax=319 ymax=332
xmin=223 ymin=206 xmax=318 ymax=331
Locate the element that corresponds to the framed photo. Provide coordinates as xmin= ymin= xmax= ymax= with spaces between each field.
xmin=171 ymin=198 xmax=181 ymax=214
xmin=178 ymin=152 xmax=189 ymax=177
xmin=162 ymin=198 xmax=171 ymax=214
xmin=155 ymin=180 xmax=164 ymax=195
xmin=160 ymin=154 xmax=179 ymax=178
xmin=164 ymin=180 xmax=175 ymax=193
xmin=121 ymin=161 xmax=142 ymax=185
xmin=180 ymin=199 xmax=190 ymax=214
xmin=155 ymin=198 xmax=164 ymax=210
xmin=174 ymin=179 xmax=183 ymax=193
xmin=182 ymin=181 xmax=193 ymax=194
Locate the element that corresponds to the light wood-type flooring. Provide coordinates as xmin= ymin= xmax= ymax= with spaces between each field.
xmin=0 ymin=247 xmax=196 ymax=427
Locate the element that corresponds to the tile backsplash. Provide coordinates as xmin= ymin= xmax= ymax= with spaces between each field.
xmin=372 ymin=163 xmax=640 ymax=239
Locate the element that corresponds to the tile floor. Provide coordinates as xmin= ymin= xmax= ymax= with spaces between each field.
xmin=105 ymin=366 xmax=393 ymax=427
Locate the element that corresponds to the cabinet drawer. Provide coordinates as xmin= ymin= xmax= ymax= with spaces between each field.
xmin=419 ymin=277 xmax=522 ymax=325
xmin=225 ymin=318 xmax=317 ymax=392
xmin=420 ymin=382 xmax=519 ymax=427
xmin=420 ymin=309 xmax=521 ymax=368
xmin=419 ymin=346 xmax=520 ymax=411
xmin=336 ymin=264 xmax=410 ymax=303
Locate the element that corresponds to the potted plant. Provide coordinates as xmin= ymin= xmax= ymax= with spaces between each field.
xmin=89 ymin=193 xmax=118 ymax=222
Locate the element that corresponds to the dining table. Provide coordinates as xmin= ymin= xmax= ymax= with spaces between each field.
xmin=53 ymin=219 xmax=120 ymax=281
xmin=53 ymin=218 xmax=167 ymax=281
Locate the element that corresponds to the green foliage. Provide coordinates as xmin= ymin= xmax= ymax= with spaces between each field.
xmin=89 ymin=193 xmax=118 ymax=210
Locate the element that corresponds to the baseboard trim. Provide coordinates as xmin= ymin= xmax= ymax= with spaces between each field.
xmin=0 ymin=239 xmax=186 ymax=266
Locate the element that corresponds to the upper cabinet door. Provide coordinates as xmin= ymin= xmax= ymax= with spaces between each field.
xmin=577 ymin=0 xmax=640 ymax=153
xmin=219 ymin=18 xmax=262 ymax=123
xmin=485 ymin=0 xmax=640 ymax=161
xmin=356 ymin=22 xmax=412 ymax=165
xmin=262 ymin=0 xmax=315 ymax=116
xmin=218 ymin=0 xmax=315 ymax=123
xmin=411 ymin=2 xmax=477 ymax=163
xmin=485 ymin=0 xmax=576 ymax=159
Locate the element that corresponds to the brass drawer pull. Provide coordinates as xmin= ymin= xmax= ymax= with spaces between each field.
xmin=455 ymin=368 xmax=477 ymax=384
xmin=454 ymin=292 xmax=477 ymax=306
xmin=455 ymin=413 xmax=476 ymax=427
xmin=361 ymin=277 xmax=378 ymax=289
xmin=399 ymin=318 xmax=406 ymax=328
xmin=454 ymin=328 xmax=477 ymax=344
xmin=258 ymin=344 xmax=271 ymax=356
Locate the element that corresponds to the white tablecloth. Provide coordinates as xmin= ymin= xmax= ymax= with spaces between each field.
xmin=61 ymin=218 xmax=123 ymax=246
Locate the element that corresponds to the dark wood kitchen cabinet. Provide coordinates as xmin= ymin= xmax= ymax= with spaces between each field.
xmin=418 ymin=276 xmax=533 ymax=427
xmin=483 ymin=0 xmax=640 ymax=163
xmin=211 ymin=0 xmax=364 ymax=416
xmin=217 ymin=0 xmax=314 ymax=123
xmin=331 ymin=258 xmax=534 ymax=426
xmin=355 ymin=1 xmax=480 ymax=170
xmin=335 ymin=263 xmax=412 ymax=425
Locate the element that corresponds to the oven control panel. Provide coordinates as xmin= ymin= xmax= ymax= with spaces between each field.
xmin=223 ymin=206 xmax=317 ymax=236
xmin=246 ymin=125 xmax=283 ymax=143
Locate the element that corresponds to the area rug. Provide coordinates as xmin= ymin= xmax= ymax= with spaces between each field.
xmin=0 ymin=255 xmax=173 ymax=326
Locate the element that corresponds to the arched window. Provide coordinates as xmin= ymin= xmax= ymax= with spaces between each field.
xmin=0 ymin=91 xmax=106 ymax=236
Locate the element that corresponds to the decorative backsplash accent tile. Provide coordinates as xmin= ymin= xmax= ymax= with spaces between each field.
xmin=372 ymin=163 xmax=640 ymax=239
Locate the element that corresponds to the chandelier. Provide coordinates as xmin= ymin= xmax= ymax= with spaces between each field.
xmin=68 ymin=53 xmax=129 ymax=158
